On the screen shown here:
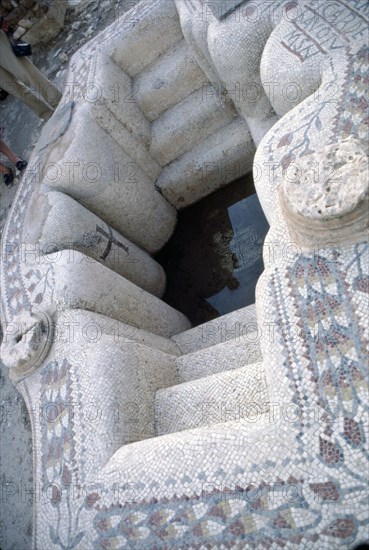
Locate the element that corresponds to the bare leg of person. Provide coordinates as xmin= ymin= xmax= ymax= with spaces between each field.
xmin=0 ymin=161 xmax=14 ymax=186
xmin=0 ymin=138 xmax=19 ymax=164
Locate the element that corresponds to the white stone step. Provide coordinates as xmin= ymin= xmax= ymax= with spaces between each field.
xmin=37 ymin=191 xmax=166 ymax=297
xmin=92 ymin=105 xmax=162 ymax=182
xmin=150 ymin=85 xmax=236 ymax=166
xmin=50 ymin=249 xmax=191 ymax=339
xmin=109 ymin=0 xmax=183 ymax=77
xmin=171 ymin=303 xmax=257 ymax=354
xmin=55 ymin=310 xmax=180 ymax=461
xmin=44 ymin=103 xmax=176 ymax=254
xmin=75 ymin=50 xmax=162 ymax=181
xmin=134 ymin=39 xmax=207 ymax=121
xmin=155 ymin=361 xmax=268 ymax=435
xmin=175 ymin=332 xmax=262 ymax=384
xmin=156 ymin=117 xmax=256 ymax=208
xmin=88 ymin=51 xmax=152 ymax=147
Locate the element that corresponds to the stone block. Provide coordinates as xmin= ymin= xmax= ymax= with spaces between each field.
xmin=109 ymin=0 xmax=183 ymax=77
xmin=155 ymin=361 xmax=268 ymax=435
xmin=156 ymin=117 xmax=255 ymax=208
xmin=150 ymin=85 xmax=237 ymax=166
xmin=54 ymin=310 xmax=179 ymax=467
xmin=171 ymin=303 xmax=257 ymax=354
xmin=22 ymin=0 xmax=66 ymax=44
xmin=24 ymin=190 xmax=166 ymax=297
xmin=42 ymin=104 xmax=177 ymax=253
xmin=134 ymin=38 xmax=207 ymax=121
xmin=176 ymin=335 xmax=262 ymax=383
xmin=49 ymin=249 xmax=191 ymax=337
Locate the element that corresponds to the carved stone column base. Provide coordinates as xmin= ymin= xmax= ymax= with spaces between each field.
xmin=279 ymin=137 xmax=368 ymax=250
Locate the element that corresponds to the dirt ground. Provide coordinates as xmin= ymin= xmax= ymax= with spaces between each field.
xmin=0 ymin=2 xmax=139 ymax=548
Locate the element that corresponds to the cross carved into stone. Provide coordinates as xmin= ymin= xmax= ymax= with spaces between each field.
xmin=96 ymin=225 xmax=129 ymax=261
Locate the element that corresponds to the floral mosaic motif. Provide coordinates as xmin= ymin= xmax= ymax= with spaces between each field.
xmin=288 ymin=250 xmax=368 ymax=418
xmin=41 ymin=359 xmax=86 ymax=549
xmin=2 ymin=150 xmax=50 ymax=318
xmin=87 ymin=481 xmax=368 ymax=547
xmin=285 ymin=248 xmax=369 ymax=491
xmin=333 ymin=45 xmax=369 ymax=141
xmin=41 ymin=360 xmax=76 ymax=485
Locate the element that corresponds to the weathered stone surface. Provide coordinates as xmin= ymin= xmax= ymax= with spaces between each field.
xmin=56 ymin=309 xmax=182 ymax=357
xmin=109 ymin=0 xmax=182 ymax=77
xmin=43 ymin=104 xmax=177 ymax=253
xmin=156 ymin=117 xmax=255 ymax=208
xmin=279 ymin=137 xmax=369 ymax=249
xmin=134 ymin=38 xmax=208 ymax=122
xmin=171 ymin=303 xmax=257 ymax=354
xmin=176 ymin=334 xmax=262 ymax=383
xmin=207 ymin=0 xmax=279 ymax=144
xmin=150 ymin=85 xmax=237 ymax=166
xmin=48 ymin=250 xmax=190 ymax=337
xmin=1 ymin=305 xmax=56 ymax=381
xmin=24 ymin=190 xmax=167 ymax=296
xmin=22 ymin=0 xmax=66 ymax=44
xmin=54 ymin=310 xmax=179 ymax=457
xmin=155 ymin=361 xmax=268 ymax=435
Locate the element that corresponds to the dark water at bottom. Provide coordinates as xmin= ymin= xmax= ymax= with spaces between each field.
xmin=156 ymin=174 xmax=270 ymax=327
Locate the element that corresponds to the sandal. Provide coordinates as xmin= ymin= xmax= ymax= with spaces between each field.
xmin=3 ymin=168 xmax=14 ymax=187
xmin=16 ymin=159 xmax=28 ymax=171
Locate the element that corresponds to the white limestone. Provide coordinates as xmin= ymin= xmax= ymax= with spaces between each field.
xmin=155 ymin=362 xmax=268 ymax=435
xmin=279 ymin=137 xmax=369 ymax=249
xmin=171 ymin=303 xmax=258 ymax=354
xmin=156 ymin=117 xmax=255 ymax=208
xmin=43 ymin=104 xmax=177 ymax=253
xmin=49 ymin=250 xmax=191 ymax=338
xmin=84 ymin=51 xmax=152 ymax=145
xmin=176 ymin=335 xmax=262 ymax=383
xmin=109 ymin=0 xmax=183 ymax=77
xmin=1 ymin=305 xmax=56 ymax=382
xmin=23 ymin=191 xmax=166 ymax=296
xmin=1 ymin=0 xmax=368 ymax=547
xmin=150 ymin=85 xmax=237 ymax=166
xmin=57 ymin=309 xmax=182 ymax=357
xmin=54 ymin=312 xmax=179 ymax=469
xmin=134 ymin=38 xmax=208 ymax=121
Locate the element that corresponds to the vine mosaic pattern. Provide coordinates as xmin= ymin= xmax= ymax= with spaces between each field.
xmin=1 ymin=0 xmax=368 ymax=548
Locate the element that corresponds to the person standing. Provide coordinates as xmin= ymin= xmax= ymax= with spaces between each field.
xmin=0 ymin=17 xmax=62 ymax=120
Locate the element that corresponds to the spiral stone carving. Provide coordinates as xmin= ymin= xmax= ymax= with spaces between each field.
xmin=1 ymin=304 xmax=56 ymax=382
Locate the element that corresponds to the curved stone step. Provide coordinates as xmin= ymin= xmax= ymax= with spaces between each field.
xmin=58 ymin=309 xmax=182 ymax=358
xmin=156 ymin=117 xmax=255 ymax=208
xmin=109 ymin=0 xmax=183 ymax=78
xmin=134 ymin=39 xmax=207 ymax=121
xmin=29 ymin=190 xmax=166 ymax=297
xmin=54 ymin=310 xmax=179 ymax=468
xmin=175 ymin=332 xmax=262 ymax=383
xmin=155 ymin=361 xmax=268 ymax=435
xmin=49 ymin=249 xmax=191 ymax=338
xmin=150 ymin=85 xmax=237 ymax=166
xmin=43 ymin=103 xmax=176 ymax=254
xmin=87 ymin=51 xmax=152 ymax=147
xmin=171 ymin=303 xmax=258 ymax=354
xmin=92 ymin=106 xmax=162 ymax=182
